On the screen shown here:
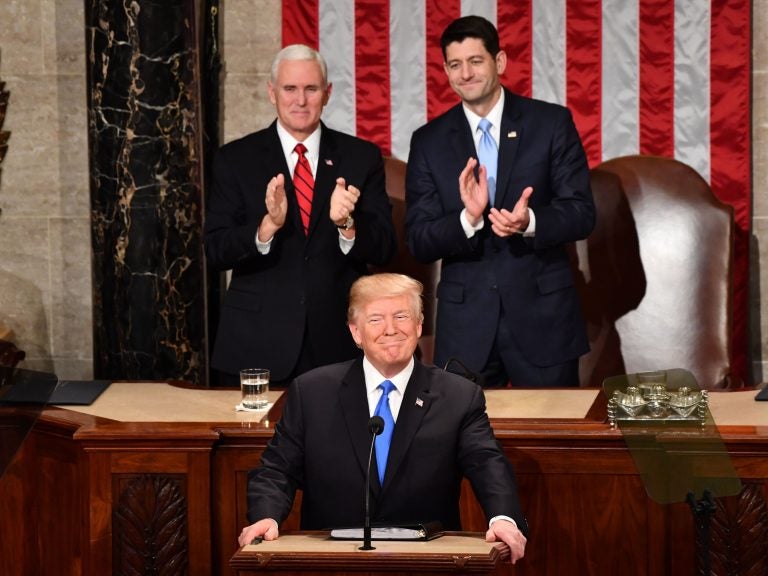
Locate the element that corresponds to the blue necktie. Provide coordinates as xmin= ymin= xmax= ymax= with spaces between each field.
xmin=477 ymin=118 xmax=498 ymax=204
xmin=374 ymin=380 xmax=396 ymax=484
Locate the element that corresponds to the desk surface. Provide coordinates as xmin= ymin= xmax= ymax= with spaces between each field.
xmin=56 ymin=382 xmax=768 ymax=428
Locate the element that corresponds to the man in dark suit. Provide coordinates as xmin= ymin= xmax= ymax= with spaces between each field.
xmin=205 ymin=45 xmax=396 ymax=386
xmin=405 ymin=16 xmax=595 ymax=388
xmin=238 ymin=273 xmax=528 ymax=563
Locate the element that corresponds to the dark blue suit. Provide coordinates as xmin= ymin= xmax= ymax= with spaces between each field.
xmin=205 ymin=122 xmax=396 ymax=381
xmin=247 ymin=358 xmax=528 ymax=534
xmin=405 ymin=89 xmax=594 ymax=384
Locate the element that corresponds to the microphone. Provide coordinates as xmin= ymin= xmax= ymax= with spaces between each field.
xmin=360 ymin=415 xmax=384 ymax=551
xmin=443 ymin=357 xmax=485 ymax=387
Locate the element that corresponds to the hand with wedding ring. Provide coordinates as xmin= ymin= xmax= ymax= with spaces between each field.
xmin=488 ymin=186 xmax=533 ymax=237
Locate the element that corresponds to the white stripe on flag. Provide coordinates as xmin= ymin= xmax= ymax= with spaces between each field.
xmin=532 ymin=0 xmax=566 ymax=105
xmin=391 ymin=1 xmax=426 ymax=161
xmin=461 ymin=0 xmax=496 ymax=22
xmin=674 ymin=0 xmax=710 ymax=181
xmin=319 ymin=0 xmax=355 ymax=134
xmin=602 ymin=0 xmax=639 ymax=160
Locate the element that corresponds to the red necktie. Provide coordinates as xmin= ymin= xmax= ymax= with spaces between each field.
xmin=293 ymin=143 xmax=314 ymax=234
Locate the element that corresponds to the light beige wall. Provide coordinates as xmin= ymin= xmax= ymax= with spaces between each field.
xmin=1 ymin=0 xmax=766 ymax=382
xmin=752 ymin=6 xmax=768 ymax=382
xmin=0 ymin=0 xmax=91 ymax=378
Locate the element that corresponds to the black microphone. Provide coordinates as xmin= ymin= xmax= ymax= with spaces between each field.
xmin=360 ymin=415 xmax=384 ymax=551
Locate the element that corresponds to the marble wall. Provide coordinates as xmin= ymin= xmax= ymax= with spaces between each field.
xmin=1 ymin=0 xmax=767 ymax=382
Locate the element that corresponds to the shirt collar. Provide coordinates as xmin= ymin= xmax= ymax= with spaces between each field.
xmin=463 ymin=88 xmax=505 ymax=136
xmin=363 ymin=356 xmax=415 ymax=396
xmin=276 ymin=121 xmax=322 ymax=161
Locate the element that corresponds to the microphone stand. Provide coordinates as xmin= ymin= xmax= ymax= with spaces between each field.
xmin=361 ymin=416 xmax=384 ymax=551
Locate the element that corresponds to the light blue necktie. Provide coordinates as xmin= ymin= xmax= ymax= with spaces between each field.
xmin=477 ymin=118 xmax=498 ymax=204
xmin=374 ymin=380 xmax=396 ymax=484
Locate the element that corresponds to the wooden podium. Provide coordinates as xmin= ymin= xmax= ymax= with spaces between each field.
xmin=229 ymin=532 xmax=505 ymax=575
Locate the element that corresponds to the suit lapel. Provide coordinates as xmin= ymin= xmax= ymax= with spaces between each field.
xmin=496 ymin=89 xmax=523 ymax=208
xmin=338 ymin=359 xmax=381 ymax=490
xmin=308 ymin=123 xmax=340 ymax=239
xmin=264 ymin=122 xmax=304 ymax=233
xmin=380 ymin=362 xmax=433 ymax=490
xmin=448 ymin=106 xmax=476 ymax=177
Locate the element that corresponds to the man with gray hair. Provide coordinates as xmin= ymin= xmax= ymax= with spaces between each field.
xmin=205 ymin=44 xmax=396 ymax=386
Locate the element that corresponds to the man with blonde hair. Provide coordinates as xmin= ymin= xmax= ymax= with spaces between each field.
xmin=240 ymin=273 xmax=528 ymax=564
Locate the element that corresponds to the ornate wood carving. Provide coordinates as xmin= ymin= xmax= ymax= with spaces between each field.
xmin=113 ymin=474 xmax=189 ymax=575
xmin=697 ymin=482 xmax=768 ymax=576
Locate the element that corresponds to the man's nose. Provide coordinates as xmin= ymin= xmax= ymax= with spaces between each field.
xmin=383 ymin=316 xmax=397 ymax=333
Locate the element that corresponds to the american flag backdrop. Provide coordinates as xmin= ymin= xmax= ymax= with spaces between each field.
xmin=282 ymin=0 xmax=752 ymax=383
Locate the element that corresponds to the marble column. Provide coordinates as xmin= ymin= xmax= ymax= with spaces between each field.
xmin=85 ymin=0 xmax=207 ymax=384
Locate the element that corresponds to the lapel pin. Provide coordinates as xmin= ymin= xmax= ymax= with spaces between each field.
xmin=415 ymin=398 xmax=424 ymax=407
xmin=325 ymin=159 xmax=334 ymax=166
xmin=507 ymin=131 xmax=518 ymax=138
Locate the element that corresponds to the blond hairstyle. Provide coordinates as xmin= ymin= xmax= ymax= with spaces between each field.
xmin=270 ymin=44 xmax=328 ymax=87
xmin=348 ymin=273 xmax=424 ymax=324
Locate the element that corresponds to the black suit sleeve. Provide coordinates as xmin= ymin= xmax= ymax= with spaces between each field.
xmin=246 ymin=380 xmax=307 ymax=525
xmin=458 ymin=385 xmax=529 ymax=536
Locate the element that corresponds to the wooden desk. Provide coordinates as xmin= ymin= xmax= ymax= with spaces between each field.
xmin=230 ymin=533 xmax=503 ymax=575
xmin=1 ymin=384 xmax=767 ymax=575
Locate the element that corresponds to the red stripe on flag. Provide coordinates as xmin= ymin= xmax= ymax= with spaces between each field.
xmin=355 ymin=1 xmax=391 ymax=155
xmin=281 ymin=0 xmax=319 ymax=48
xmin=566 ymin=0 xmax=602 ymax=167
xmin=425 ymin=0 xmax=461 ymax=120
xmin=710 ymin=0 xmax=752 ymax=385
xmin=639 ymin=0 xmax=674 ymax=157
xmin=498 ymin=0 xmax=532 ymax=97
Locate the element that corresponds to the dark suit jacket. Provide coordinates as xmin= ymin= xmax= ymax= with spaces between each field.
xmin=205 ymin=122 xmax=396 ymax=380
xmin=246 ymin=358 xmax=528 ymax=535
xmin=405 ymin=89 xmax=595 ymax=373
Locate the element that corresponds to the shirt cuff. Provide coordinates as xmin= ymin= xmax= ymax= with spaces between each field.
xmin=460 ymin=208 xmax=484 ymax=238
xmin=489 ymin=515 xmax=518 ymax=529
xmin=522 ymin=208 xmax=536 ymax=237
xmin=338 ymin=230 xmax=355 ymax=254
xmin=255 ymin=228 xmax=272 ymax=255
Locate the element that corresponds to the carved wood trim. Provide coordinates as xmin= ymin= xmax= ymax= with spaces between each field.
xmin=113 ymin=474 xmax=189 ymax=575
xmin=696 ymin=482 xmax=768 ymax=576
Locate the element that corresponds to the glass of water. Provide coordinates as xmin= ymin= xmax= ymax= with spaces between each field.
xmin=239 ymin=368 xmax=270 ymax=409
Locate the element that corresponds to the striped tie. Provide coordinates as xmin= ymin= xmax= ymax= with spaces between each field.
xmin=293 ymin=143 xmax=314 ymax=234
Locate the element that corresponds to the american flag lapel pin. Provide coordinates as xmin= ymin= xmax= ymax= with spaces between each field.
xmin=507 ymin=131 xmax=517 ymax=138
xmin=415 ymin=398 xmax=424 ymax=407
xmin=325 ymin=158 xmax=333 ymax=166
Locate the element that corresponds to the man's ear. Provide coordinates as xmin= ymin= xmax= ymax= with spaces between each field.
xmin=267 ymin=81 xmax=277 ymax=105
xmin=495 ymin=50 xmax=507 ymax=76
xmin=348 ymin=322 xmax=362 ymax=348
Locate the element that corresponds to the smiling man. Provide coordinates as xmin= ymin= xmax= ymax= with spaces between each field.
xmin=239 ymin=273 xmax=528 ymax=564
xmin=405 ymin=16 xmax=595 ymax=388
xmin=205 ymin=44 xmax=396 ymax=387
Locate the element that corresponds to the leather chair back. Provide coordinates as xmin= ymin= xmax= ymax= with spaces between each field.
xmin=574 ymin=155 xmax=735 ymax=389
